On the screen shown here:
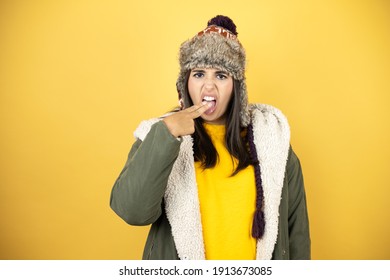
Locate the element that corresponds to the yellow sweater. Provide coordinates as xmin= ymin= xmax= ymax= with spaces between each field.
xmin=195 ymin=123 xmax=257 ymax=260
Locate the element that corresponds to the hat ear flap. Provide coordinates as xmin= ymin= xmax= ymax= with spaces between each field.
xmin=176 ymin=82 xmax=184 ymax=110
xmin=178 ymin=98 xmax=184 ymax=110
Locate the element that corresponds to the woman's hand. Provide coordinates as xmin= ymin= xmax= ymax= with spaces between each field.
xmin=163 ymin=102 xmax=211 ymax=138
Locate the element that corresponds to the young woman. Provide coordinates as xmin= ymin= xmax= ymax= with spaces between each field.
xmin=110 ymin=15 xmax=311 ymax=260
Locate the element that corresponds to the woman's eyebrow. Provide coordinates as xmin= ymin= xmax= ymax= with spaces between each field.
xmin=215 ymin=70 xmax=229 ymax=75
xmin=192 ymin=69 xmax=205 ymax=72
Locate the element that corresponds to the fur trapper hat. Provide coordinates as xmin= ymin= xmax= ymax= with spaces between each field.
xmin=176 ymin=15 xmax=250 ymax=127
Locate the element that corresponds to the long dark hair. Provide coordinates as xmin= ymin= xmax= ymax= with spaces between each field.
xmin=181 ymin=71 xmax=251 ymax=176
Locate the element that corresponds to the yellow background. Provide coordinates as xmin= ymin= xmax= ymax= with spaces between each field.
xmin=1 ymin=0 xmax=389 ymax=259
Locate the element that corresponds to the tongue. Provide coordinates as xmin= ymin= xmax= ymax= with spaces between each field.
xmin=204 ymin=100 xmax=216 ymax=114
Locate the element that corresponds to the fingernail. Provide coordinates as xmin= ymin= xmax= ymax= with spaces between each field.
xmin=202 ymin=101 xmax=208 ymax=105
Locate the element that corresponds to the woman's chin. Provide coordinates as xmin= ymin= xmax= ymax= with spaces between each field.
xmin=201 ymin=114 xmax=226 ymax=125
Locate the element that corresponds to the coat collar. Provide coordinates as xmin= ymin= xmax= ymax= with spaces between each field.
xmin=134 ymin=104 xmax=290 ymax=260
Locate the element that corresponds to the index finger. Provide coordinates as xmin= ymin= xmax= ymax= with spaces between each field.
xmin=189 ymin=102 xmax=211 ymax=119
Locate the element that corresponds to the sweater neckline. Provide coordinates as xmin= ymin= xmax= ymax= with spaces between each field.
xmin=203 ymin=123 xmax=226 ymax=138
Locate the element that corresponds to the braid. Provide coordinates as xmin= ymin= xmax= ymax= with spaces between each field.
xmin=247 ymin=123 xmax=265 ymax=238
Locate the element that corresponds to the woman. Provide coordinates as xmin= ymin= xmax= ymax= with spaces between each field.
xmin=110 ymin=15 xmax=310 ymax=260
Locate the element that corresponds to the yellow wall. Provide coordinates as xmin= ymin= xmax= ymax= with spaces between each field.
xmin=0 ymin=0 xmax=389 ymax=259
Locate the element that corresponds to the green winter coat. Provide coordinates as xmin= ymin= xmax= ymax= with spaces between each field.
xmin=110 ymin=104 xmax=311 ymax=260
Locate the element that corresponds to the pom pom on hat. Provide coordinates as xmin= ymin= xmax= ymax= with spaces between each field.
xmin=207 ymin=15 xmax=238 ymax=35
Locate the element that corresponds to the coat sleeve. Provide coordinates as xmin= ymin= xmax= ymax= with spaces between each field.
xmin=286 ymin=147 xmax=311 ymax=259
xmin=110 ymin=121 xmax=181 ymax=226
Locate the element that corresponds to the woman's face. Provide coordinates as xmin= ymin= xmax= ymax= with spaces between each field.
xmin=188 ymin=68 xmax=233 ymax=125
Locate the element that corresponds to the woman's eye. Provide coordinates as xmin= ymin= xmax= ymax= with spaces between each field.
xmin=193 ymin=72 xmax=204 ymax=78
xmin=217 ymin=74 xmax=227 ymax=80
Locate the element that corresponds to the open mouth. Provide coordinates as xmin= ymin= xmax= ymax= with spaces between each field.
xmin=202 ymin=96 xmax=216 ymax=114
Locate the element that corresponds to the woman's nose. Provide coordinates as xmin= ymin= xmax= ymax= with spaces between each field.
xmin=204 ymin=76 xmax=216 ymax=89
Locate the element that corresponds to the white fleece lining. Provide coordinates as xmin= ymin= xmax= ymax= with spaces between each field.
xmin=133 ymin=104 xmax=290 ymax=260
xmin=164 ymin=135 xmax=206 ymax=260
xmin=134 ymin=118 xmax=206 ymax=260
xmin=250 ymin=104 xmax=290 ymax=259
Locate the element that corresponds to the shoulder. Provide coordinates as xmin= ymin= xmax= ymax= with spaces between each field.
xmin=249 ymin=103 xmax=288 ymax=122
xmin=249 ymin=103 xmax=290 ymax=136
xmin=249 ymin=104 xmax=291 ymax=172
xmin=133 ymin=118 xmax=162 ymax=141
xmin=133 ymin=111 xmax=177 ymax=141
